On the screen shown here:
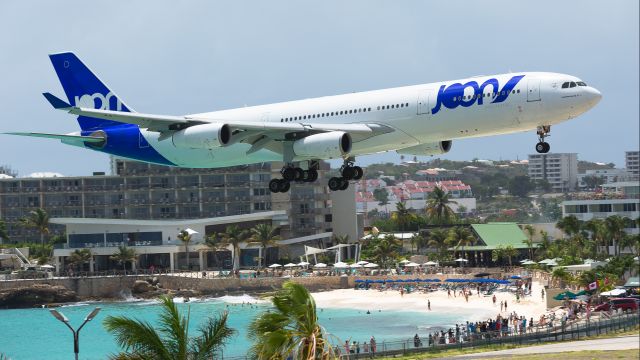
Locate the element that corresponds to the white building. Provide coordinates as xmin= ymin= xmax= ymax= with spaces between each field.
xmin=626 ymin=151 xmax=639 ymax=177
xmin=577 ymin=168 xmax=634 ymax=189
xmin=528 ymin=153 xmax=578 ymax=192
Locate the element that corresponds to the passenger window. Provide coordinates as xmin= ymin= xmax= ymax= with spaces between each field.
xmin=561 ymin=82 xmax=568 ymax=89
xmin=570 ymin=82 xmax=576 ymax=88
xmin=577 ymin=81 xmax=587 ymax=86
xmin=517 ymin=89 xmax=520 ymax=93
xmin=405 ymin=103 xmax=409 ymax=107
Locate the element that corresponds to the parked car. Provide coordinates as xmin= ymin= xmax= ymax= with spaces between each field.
xmin=594 ymin=298 xmax=639 ymax=312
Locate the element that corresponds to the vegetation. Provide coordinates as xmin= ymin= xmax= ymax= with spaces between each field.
xmin=361 ymin=234 xmax=401 ymax=269
xmin=177 ymin=229 xmax=193 ymax=269
xmin=18 ymin=208 xmax=50 ymax=246
xmin=248 ymin=281 xmax=333 ymax=359
xmin=446 ymin=226 xmax=475 ymax=259
xmin=104 ymin=295 xmax=235 ymax=359
xmin=0 ymin=218 xmax=8 ymax=244
xmin=425 ymin=186 xmax=457 ymax=224
xmin=248 ymin=224 xmax=281 ymax=268
xmin=110 ymin=245 xmax=137 ymax=271
xmin=492 ymin=245 xmax=518 ymax=266
xmin=220 ymin=225 xmax=249 ymax=271
xmin=68 ymin=248 xmax=92 ymax=271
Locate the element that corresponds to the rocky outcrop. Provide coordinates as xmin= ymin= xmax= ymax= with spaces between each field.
xmin=0 ymin=284 xmax=78 ymax=308
xmin=130 ymin=278 xmax=170 ymax=298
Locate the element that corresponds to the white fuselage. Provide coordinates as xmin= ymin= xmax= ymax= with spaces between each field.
xmin=125 ymin=72 xmax=601 ymax=167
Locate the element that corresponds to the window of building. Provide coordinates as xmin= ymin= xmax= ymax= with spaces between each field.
xmin=623 ymin=203 xmax=637 ymax=212
xmin=576 ymin=204 xmax=588 ymax=213
xmin=598 ymin=204 xmax=612 ymax=212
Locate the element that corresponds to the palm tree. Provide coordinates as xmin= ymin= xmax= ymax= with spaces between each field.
xmin=19 ymin=208 xmax=50 ymax=246
xmin=248 ymin=281 xmax=333 ymax=359
xmin=502 ymin=245 xmax=518 ymax=266
xmin=409 ymin=233 xmax=425 ymax=253
xmin=68 ymin=248 xmax=92 ymax=272
xmin=177 ymin=230 xmax=193 ymax=270
xmin=425 ymin=186 xmax=457 ymax=224
xmin=537 ymin=230 xmax=552 ymax=260
xmin=426 ymin=228 xmax=448 ymax=257
xmin=202 ymin=232 xmax=224 ymax=270
xmin=491 ymin=246 xmax=506 ymax=266
xmin=392 ymin=202 xmax=415 ymax=232
xmin=523 ymin=224 xmax=536 ymax=260
xmin=104 ymin=295 xmax=235 ymax=359
xmin=111 ymin=245 xmax=137 ymax=272
xmin=0 ymin=218 xmax=8 ymax=244
xmin=371 ymin=235 xmax=400 ymax=269
xmin=556 ymin=215 xmax=581 ymax=238
xmin=446 ymin=226 xmax=475 ymax=260
xmin=583 ymin=219 xmax=607 ymax=257
xmin=248 ymin=224 xmax=281 ymax=268
xmin=220 ymin=225 xmax=249 ymax=272
xmin=605 ymin=215 xmax=628 ymax=256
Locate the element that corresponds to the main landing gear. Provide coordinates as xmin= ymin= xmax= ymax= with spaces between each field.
xmin=535 ymin=125 xmax=551 ymax=154
xmin=268 ymin=164 xmax=319 ymax=193
xmin=328 ymin=160 xmax=363 ymax=192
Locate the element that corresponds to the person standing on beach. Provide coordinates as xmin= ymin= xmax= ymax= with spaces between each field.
xmin=541 ymin=288 xmax=545 ymax=299
xmin=370 ymin=336 xmax=376 ymax=355
xmin=428 ymin=299 xmax=431 ymax=310
xmin=492 ymin=294 xmax=497 ymax=305
xmin=504 ymin=300 xmax=508 ymax=311
xmin=447 ymin=288 xmax=451 ymax=297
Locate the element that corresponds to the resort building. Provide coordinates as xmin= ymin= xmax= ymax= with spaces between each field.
xmin=626 ymin=150 xmax=639 ymax=177
xmin=528 ymin=153 xmax=578 ymax=192
xmin=0 ymin=159 xmax=333 ymax=242
xmin=577 ymin=168 xmax=635 ymax=189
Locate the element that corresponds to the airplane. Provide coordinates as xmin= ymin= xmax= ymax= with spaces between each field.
xmin=6 ymin=52 xmax=601 ymax=193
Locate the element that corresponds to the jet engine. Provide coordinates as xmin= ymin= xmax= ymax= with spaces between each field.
xmin=396 ymin=140 xmax=452 ymax=156
xmin=172 ymin=123 xmax=231 ymax=149
xmin=293 ymin=131 xmax=352 ymax=159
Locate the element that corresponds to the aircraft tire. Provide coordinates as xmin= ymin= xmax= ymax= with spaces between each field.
xmin=341 ymin=166 xmax=355 ymax=180
xmin=328 ymin=177 xmax=341 ymax=191
xmin=268 ymin=179 xmax=281 ymax=193
xmin=278 ymin=179 xmax=290 ymax=193
xmin=352 ymin=166 xmax=363 ymax=180
xmin=339 ymin=178 xmax=349 ymax=190
xmin=307 ymin=169 xmax=318 ymax=182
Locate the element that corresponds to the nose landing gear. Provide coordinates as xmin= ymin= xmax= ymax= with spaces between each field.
xmin=535 ymin=125 xmax=551 ymax=154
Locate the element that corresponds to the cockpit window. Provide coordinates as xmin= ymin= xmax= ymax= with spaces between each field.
xmin=576 ymin=81 xmax=587 ymax=86
xmin=561 ymin=82 xmax=569 ymax=89
xmin=569 ymin=82 xmax=577 ymax=88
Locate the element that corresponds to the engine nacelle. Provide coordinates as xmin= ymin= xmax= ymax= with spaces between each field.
xmin=396 ymin=140 xmax=452 ymax=156
xmin=293 ymin=131 xmax=352 ymax=159
xmin=172 ymin=123 xmax=231 ymax=149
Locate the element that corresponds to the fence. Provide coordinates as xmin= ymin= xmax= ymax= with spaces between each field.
xmin=215 ymin=311 xmax=639 ymax=360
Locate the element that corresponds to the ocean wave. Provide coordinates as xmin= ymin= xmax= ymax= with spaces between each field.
xmin=214 ymin=294 xmax=267 ymax=304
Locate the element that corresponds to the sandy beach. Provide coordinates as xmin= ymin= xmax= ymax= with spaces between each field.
xmin=312 ymin=281 xmax=548 ymax=323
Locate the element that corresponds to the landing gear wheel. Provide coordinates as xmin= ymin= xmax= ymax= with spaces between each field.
xmin=282 ymin=168 xmax=296 ymax=181
xmin=535 ymin=142 xmax=550 ymax=154
xmin=341 ymin=166 xmax=355 ymax=180
xmin=293 ymin=167 xmax=304 ymax=181
xmin=307 ymin=169 xmax=318 ymax=182
xmin=277 ymin=179 xmax=290 ymax=193
xmin=328 ymin=177 xmax=342 ymax=191
xmin=352 ymin=166 xmax=363 ymax=180
xmin=339 ymin=178 xmax=349 ymax=190
xmin=268 ymin=179 xmax=281 ymax=193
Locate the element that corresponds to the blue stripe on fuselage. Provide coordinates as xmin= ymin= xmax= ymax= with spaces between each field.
xmin=82 ymin=125 xmax=175 ymax=166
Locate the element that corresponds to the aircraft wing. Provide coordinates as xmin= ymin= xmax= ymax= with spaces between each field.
xmin=5 ymin=132 xmax=105 ymax=146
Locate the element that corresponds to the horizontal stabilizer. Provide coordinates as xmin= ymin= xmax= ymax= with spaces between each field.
xmin=42 ymin=92 xmax=71 ymax=109
xmin=4 ymin=132 xmax=105 ymax=146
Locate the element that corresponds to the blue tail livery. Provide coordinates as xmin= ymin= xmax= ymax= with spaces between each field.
xmin=48 ymin=52 xmax=134 ymax=130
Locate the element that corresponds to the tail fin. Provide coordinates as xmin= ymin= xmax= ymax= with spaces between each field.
xmin=49 ymin=52 xmax=134 ymax=131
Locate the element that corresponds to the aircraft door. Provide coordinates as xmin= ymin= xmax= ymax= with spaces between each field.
xmin=417 ymin=90 xmax=434 ymax=115
xmin=527 ymin=79 xmax=541 ymax=102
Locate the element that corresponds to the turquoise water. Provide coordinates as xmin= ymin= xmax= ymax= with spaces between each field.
xmin=0 ymin=295 xmax=468 ymax=360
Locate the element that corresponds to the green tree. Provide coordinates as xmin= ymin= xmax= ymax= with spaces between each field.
xmin=19 ymin=208 xmax=50 ymax=246
xmin=220 ymin=225 xmax=249 ymax=272
xmin=446 ymin=227 xmax=475 ymax=260
xmin=68 ymin=248 xmax=92 ymax=271
xmin=248 ymin=224 xmax=280 ymax=268
xmin=391 ymin=202 xmax=416 ymax=232
xmin=248 ymin=281 xmax=333 ymax=360
xmin=508 ymin=175 xmax=534 ymax=198
xmin=202 ymin=233 xmax=225 ymax=270
xmin=502 ymin=245 xmax=518 ymax=266
xmin=605 ymin=215 xmax=628 ymax=256
xmin=426 ymin=229 xmax=449 ymax=257
xmin=104 ymin=295 xmax=235 ymax=359
xmin=111 ymin=245 xmax=137 ymax=271
xmin=371 ymin=235 xmax=401 ymax=269
xmin=523 ymin=224 xmax=536 ymax=260
xmin=425 ymin=186 xmax=457 ymax=224
xmin=556 ymin=215 xmax=581 ymax=238
xmin=177 ymin=230 xmax=193 ymax=270
xmin=373 ymin=188 xmax=389 ymax=210
xmin=409 ymin=233 xmax=425 ymax=253
xmin=582 ymin=175 xmax=605 ymax=190
xmin=583 ymin=219 xmax=607 ymax=257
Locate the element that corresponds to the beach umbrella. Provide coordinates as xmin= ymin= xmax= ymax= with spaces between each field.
xmin=399 ymin=259 xmax=410 ymax=264
xmin=519 ymin=259 xmax=530 ymax=264
xmin=521 ymin=260 xmax=537 ymax=265
xmin=423 ymin=261 xmax=438 ymax=266
xmin=356 ymin=260 xmax=369 ymax=265
xmin=404 ymin=262 xmax=420 ymax=267
xmin=364 ymin=263 xmax=379 ymax=268
xmin=553 ymin=291 xmax=577 ymax=300
xmin=297 ymin=261 xmax=310 ymax=266
xmin=268 ymin=264 xmax=282 ymax=268
xmin=355 ymin=279 xmax=364 ymax=283
xmin=350 ymin=264 xmax=362 ymax=268
xmin=184 ymin=228 xmax=199 ymax=235
xmin=454 ymin=258 xmax=468 ymax=262
xmin=373 ymin=279 xmax=384 ymax=283
xmin=510 ymin=275 xmax=521 ymax=279
xmin=314 ymin=263 xmax=327 ymax=268
xmin=40 ymin=264 xmax=55 ymax=269
xmin=284 ymin=263 xmax=298 ymax=268
xmin=386 ymin=279 xmax=396 ymax=283
xmin=333 ymin=262 xmax=349 ymax=268
xmin=546 ymin=260 xmax=558 ymax=266
xmin=538 ymin=259 xmax=552 ymax=264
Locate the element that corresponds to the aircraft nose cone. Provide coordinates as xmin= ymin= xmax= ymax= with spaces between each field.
xmin=589 ymin=87 xmax=602 ymax=104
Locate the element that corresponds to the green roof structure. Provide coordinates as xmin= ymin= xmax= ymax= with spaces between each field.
xmin=449 ymin=222 xmax=529 ymax=251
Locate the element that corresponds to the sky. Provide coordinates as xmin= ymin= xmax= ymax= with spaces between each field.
xmin=0 ymin=1 xmax=638 ymax=176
